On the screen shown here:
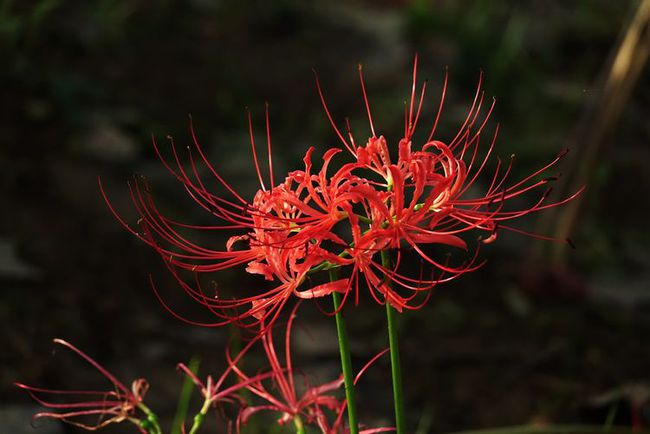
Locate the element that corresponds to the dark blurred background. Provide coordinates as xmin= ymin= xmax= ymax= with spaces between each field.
xmin=2 ymin=1 xmax=649 ymax=433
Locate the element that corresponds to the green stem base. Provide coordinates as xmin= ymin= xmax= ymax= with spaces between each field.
xmin=382 ymin=250 xmax=406 ymax=434
xmin=331 ymin=269 xmax=359 ymax=434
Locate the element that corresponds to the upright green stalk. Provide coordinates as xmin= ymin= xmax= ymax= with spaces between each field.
xmin=381 ymin=250 xmax=406 ymax=434
xmin=330 ymin=268 xmax=359 ymax=434
xmin=187 ymin=397 xmax=211 ymax=434
xmin=172 ymin=357 xmax=200 ymax=434
xmin=293 ymin=415 xmax=306 ymax=434
xmin=138 ymin=403 xmax=162 ymax=434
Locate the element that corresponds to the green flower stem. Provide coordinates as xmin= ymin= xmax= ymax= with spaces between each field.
xmin=381 ymin=250 xmax=406 ymax=434
xmin=137 ymin=403 xmax=162 ymax=434
xmin=330 ymin=269 xmax=359 ymax=434
xmin=172 ymin=357 xmax=200 ymax=434
xmin=187 ymin=397 xmax=211 ymax=434
xmin=294 ymin=415 xmax=306 ymax=434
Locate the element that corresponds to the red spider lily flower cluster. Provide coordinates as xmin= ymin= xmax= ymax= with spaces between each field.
xmin=17 ymin=57 xmax=584 ymax=434
xmin=102 ymin=56 xmax=581 ymax=329
xmin=175 ymin=333 xmax=274 ymax=420
xmin=14 ymin=339 xmax=152 ymax=432
xmin=229 ymin=305 xmax=392 ymax=434
xmin=15 ymin=329 xmax=391 ymax=434
xmin=233 ymin=318 xmax=344 ymax=431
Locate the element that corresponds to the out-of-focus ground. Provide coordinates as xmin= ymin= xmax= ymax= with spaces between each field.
xmin=1 ymin=1 xmax=649 ymax=433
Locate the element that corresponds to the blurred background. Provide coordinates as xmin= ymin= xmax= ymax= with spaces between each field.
xmin=2 ymin=0 xmax=649 ymax=433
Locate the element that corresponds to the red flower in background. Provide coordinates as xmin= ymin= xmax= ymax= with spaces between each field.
xmin=103 ymin=56 xmax=581 ymax=327
xmin=15 ymin=339 xmax=151 ymax=432
xmin=229 ymin=305 xmax=391 ymax=434
xmin=230 ymin=307 xmax=344 ymax=432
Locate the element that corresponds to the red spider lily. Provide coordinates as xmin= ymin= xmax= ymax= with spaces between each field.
xmin=230 ymin=307 xmax=343 ymax=432
xmin=101 ymin=111 xmax=352 ymax=330
xmin=308 ymin=55 xmax=584 ymax=312
xmin=15 ymin=339 xmax=151 ymax=432
xmin=229 ymin=305 xmax=390 ymax=433
xmin=103 ymin=55 xmax=582 ymax=326
xmin=174 ymin=330 xmax=279 ymax=419
xmin=314 ymin=351 xmax=395 ymax=434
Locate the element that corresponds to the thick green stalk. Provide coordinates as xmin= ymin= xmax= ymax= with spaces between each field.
xmin=294 ymin=416 xmax=306 ymax=434
xmin=187 ymin=397 xmax=211 ymax=434
xmin=137 ymin=403 xmax=162 ymax=434
xmin=381 ymin=250 xmax=406 ymax=434
xmin=330 ymin=269 xmax=359 ymax=434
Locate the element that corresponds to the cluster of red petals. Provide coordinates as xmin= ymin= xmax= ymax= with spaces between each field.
xmin=101 ymin=117 xmax=353 ymax=329
xmin=16 ymin=331 xmax=390 ymax=433
xmin=230 ymin=310 xmax=343 ymax=432
xmin=103 ymin=56 xmax=582 ymax=328
xmin=174 ymin=330 xmax=278 ymax=415
xmin=229 ymin=306 xmax=392 ymax=434
xmin=14 ymin=339 xmax=148 ymax=432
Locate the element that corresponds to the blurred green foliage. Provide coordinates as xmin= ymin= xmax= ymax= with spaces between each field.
xmin=0 ymin=0 xmax=60 ymax=50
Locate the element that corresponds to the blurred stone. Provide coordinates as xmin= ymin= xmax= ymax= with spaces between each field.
xmin=312 ymin=2 xmax=406 ymax=72
xmin=293 ymin=323 xmax=338 ymax=356
xmin=503 ymin=286 xmax=531 ymax=318
xmin=74 ymin=122 xmax=137 ymax=162
xmin=0 ymin=239 xmax=40 ymax=280
xmin=590 ymin=274 xmax=650 ymax=310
